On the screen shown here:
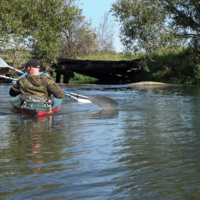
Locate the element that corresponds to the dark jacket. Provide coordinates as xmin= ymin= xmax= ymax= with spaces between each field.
xmin=9 ymin=74 xmax=65 ymax=99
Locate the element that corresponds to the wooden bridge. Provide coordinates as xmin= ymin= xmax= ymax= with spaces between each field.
xmin=51 ymin=58 xmax=142 ymax=83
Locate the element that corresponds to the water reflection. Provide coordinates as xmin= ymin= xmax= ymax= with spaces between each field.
xmin=30 ymin=134 xmax=43 ymax=174
xmin=21 ymin=114 xmax=56 ymax=124
xmin=7 ymin=115 xmax=67 ymax=174
xmin=19 ymin=116 xmax=55 ymax=173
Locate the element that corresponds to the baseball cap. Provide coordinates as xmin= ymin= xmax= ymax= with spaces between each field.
xmin=25 ymin=59 xmax=40 ymax=68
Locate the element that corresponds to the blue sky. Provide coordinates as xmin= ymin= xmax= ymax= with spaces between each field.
xmin=78 ymin=0 xmax=123 ymax=52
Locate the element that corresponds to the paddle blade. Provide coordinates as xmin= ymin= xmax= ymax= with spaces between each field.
xmin=88 ymin=95 xmax=119 ymax=110
xmin=0 ymin=58 xmax=9 ymax=68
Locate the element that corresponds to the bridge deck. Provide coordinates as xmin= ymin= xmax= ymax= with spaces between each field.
xmin=51 ymin=58 xmax=142 ymax=83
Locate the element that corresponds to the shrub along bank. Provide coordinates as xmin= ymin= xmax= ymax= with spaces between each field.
xmin=132 ymin=48 xmax=200 ymax=85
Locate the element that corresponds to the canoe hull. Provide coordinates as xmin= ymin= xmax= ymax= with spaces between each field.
xmin=10 ymin=96 xmax=62 ymax=116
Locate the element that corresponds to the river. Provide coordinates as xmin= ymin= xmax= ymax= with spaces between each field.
xmin=0 ymin=83 xmax=200 ymax=199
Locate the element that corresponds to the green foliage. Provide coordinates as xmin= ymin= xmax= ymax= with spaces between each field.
xmin=133 ymin=47 xmax=200 ymax=84
xmin=111 ymin=0 xmax=200 ymax=54
xmin=194 ymin=65 xmax=200 ymax=84
xmin=61 ymin=14 xmax=97 ymax=59
xmin=70 ymin=73 xmax=98 ymax=82
xmin=111 ymin=0 xmax=175 ymax=53
xmin=51 ymin=71 xmax=97 ymax=84
xmin=0 ymin=0 xmax=79 ymax=70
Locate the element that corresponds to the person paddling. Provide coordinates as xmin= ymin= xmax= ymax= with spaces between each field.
xmin=9 ymin=59 xmax=65 ymax=100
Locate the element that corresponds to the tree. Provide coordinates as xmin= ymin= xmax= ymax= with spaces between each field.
xmin=95 ymin=12 xmax=116 ymax=53
xmin=61 ymin=14 xmax=97 ymax=58
xmin=111 ymin=0 xmax=200 ymax=53
xmin=164 ymin=0 xmax=200 ymax=52
xmin=0 ymin=0 xmax=79 ymax=70
xmin=61 ymin=11 xmax=116 ymax=58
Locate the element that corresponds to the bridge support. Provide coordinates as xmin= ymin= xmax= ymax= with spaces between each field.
xmin=53 ymin=67 xmax=74 ymax=83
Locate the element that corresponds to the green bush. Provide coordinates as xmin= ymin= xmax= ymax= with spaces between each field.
xmin=132 ymin=47 xmax=200 ymax=84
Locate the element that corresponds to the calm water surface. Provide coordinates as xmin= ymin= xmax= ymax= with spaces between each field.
xmin=0 ymin=83 xmax=200 ymax=199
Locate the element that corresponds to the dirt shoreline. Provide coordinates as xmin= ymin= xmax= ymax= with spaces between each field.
xmin=57 ymin=81 xmax=189 ymax=86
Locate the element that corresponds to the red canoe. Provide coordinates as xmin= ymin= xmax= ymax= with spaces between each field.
xmin=10 ymin=96 xmax=62 ymax=116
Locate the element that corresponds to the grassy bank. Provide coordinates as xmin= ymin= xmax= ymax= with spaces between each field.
xmin=77 ymin=52 xmax=141 ymax=61
xmin=52 ymin=71 xmax=98 ymax=84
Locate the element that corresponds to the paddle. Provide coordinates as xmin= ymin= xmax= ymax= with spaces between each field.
xmin=0 ymin=58 xmax=23 ymax=74
xmin=0 ymin=75 xmax=17 ymax=81
xmin=65 ymin=92 xmax=92 ymax=103
xmin=64 ymin=91 xmax=119 ymax=110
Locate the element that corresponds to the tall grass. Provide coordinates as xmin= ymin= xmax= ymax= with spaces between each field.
xmin=77 ymin=52 xmax=141 ymax=61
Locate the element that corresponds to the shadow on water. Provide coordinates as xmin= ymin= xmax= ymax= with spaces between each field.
xmin=90 ymin=109 xmax=119 ymax=119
